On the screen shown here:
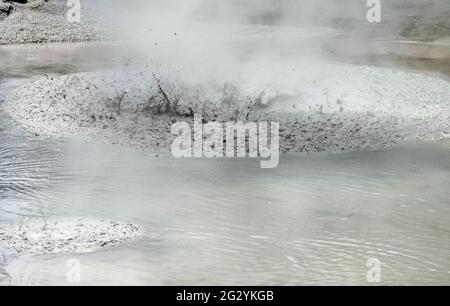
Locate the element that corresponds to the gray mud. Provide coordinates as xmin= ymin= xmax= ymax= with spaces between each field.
xmin=0 ymin=217 xmax=143 ymax=255
xmin=4 ymin=62 xmax=450 ymax=154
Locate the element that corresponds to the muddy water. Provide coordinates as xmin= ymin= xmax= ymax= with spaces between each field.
xmin=0 ymin=43 xmax=449 ymax=285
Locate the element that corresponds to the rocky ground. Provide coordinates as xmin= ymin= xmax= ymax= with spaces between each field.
xmin=4 ymin=62 xmax=450 ymax=154
xmin=0 ymin=0 xmax=105 ymax=44
xmin=0 ymin=217 xmax=143 ymax=255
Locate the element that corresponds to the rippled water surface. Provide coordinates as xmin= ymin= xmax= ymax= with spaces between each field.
xmin=0 ymin=44 xmax=449 ymax=285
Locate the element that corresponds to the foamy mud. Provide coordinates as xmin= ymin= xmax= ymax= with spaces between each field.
xmin=4 ymin=61 xmax=450 ymax=154
xmin=0 ymin=217 xmax=142 ymax=255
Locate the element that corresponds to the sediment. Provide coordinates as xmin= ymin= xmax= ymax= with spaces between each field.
xmin=0 ymin=217 xmax=143 ymax=256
